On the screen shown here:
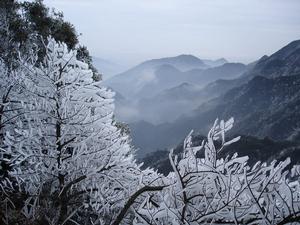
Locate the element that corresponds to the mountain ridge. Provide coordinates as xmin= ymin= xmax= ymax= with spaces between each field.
xmin=129 ymin=40 xmax=300 ymax=156
xmin=105 ymin=54 xmax=237 ymax=99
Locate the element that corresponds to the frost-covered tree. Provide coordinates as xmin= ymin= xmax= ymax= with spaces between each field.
xmin=3 ymin=38 xmax=146 ymax=225
xmin=134 ymin=118 xmax=300 ymax=225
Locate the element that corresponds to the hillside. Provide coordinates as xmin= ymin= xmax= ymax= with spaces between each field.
xmin=244 ymin=40 xmax=300 ymax=78
xmin=131 ymin=40 xmax=300 ymax=156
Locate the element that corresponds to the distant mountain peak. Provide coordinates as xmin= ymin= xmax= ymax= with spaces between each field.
xmin=138 ymin=54 xmax=208 ymax=72
xmin=202 ymin=58 xmax=229 ymax=67
xmin=175 ymin=54 xmax=202 ymax=61
xmin=146 ymin=54 xmax=205 ymax=65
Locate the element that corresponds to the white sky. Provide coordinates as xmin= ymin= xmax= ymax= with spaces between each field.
xmin=43 ymin=0 xmax=300 ymax=66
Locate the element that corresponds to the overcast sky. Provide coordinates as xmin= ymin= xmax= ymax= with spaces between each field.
xmin=43 ymin=0 xmax=300 ymax=66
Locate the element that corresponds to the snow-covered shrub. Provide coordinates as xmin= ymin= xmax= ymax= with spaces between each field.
xmin=134 ymin=118 xmax=300 ymax=225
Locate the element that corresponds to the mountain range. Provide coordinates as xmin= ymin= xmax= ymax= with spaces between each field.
xmin=105 ymin=55 xmax=246 ymax=124
xmin=126 ymin=40 xmax=300 ymax=157
xmin=104 ymin=55 xmax=237 ymax=99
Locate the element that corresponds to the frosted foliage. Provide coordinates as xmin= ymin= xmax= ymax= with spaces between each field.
xmin=3 ymin=39 xmax=144 ymax=223
xmin=0 ymin=60 xmax=26 ymax=191
xmin=1 ymin=36 xmax=300 ymax=225
xmin=134 ymin=118 xmax=300 ymax=225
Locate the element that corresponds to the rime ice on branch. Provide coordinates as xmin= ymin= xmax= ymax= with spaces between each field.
xmin=2 ymin=38 xmax=149 ymax=224
xmin=134 ymin=118 xmax=300 ymax=225
xmin=1 ymin=37 xmax=300 ymax=225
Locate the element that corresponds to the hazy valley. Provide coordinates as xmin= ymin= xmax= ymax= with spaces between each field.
xmin=96 ymin=40 xmax=300 ymax=160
